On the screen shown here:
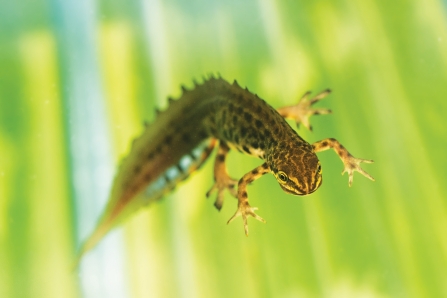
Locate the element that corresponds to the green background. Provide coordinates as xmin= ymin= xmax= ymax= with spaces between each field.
xmin=1 ymin=0 xmax=447 ymax=297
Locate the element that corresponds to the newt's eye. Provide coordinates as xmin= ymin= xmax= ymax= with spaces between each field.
xmin=317 ymin=164 xmax=322 ymax=174
xmin=277 ymin=171 xmax=288 ymax=184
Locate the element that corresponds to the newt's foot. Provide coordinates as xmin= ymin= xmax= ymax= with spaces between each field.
xmin=227 ymin=201 xmax=266 ymax=236
xmin=278 ymin=89 xmax=332 ymax=131
xmin=206 ymin=177 xmax=238 ymax=210
xmin=342 ymin=155 xmax=375 ymax=187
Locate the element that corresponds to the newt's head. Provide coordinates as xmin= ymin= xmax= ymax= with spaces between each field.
xmin=269 ymin=144 xmax=322 ymax=196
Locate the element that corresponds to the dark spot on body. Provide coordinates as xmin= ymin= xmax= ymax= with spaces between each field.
xmin=237 ymin=106 xmax=243 ymax=114
xmin=164 ymin=174 xmax=171 ymax=183
xmin=263 ymin=130 xmax=271 ymax=139
xmin=255 ymin=119 xmax=263 ymax=129
xmin=248 ymin=132 xmax=258 ymax=141
xmin=252 ymin=169 xmax=258 ymax=175
xmin=242 ymin=145 xmax=250 ymax=154
xmin=222 ymin=110 xmax=227 ymax=124
xmin=176 ymin=164 xmax=185 ymax=173
xmin=228 ymin=103 xmax=234 ymax=113
xmin=244 ymin=112 xmax=252 ymax=122
xmin=241 ymin=191 xmax=247 ymax=198
xmin=322 ymin=141 xmax=328 ymax=147
xmin=182 ymin=134 xmax=191 ymax=143
xmin=232 ymin=115 xmax=238 ymax=125
xmin=240 ymin=126 xmax=248 ymax=137
xmin=164 ymin=135 xmax=172 ymax=145
xmin=217 ymin=154 xmax=225 ymax=162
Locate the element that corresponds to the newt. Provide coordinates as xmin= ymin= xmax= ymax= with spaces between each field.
xmin=76 ymin=76 xmax=374 ymax=263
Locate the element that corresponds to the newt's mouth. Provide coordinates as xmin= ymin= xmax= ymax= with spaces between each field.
xmin=280 ymin=184 xmax=319 ymax=196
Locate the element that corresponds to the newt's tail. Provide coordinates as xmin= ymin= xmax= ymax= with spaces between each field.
xmin=72 ymin=138 xmax=217 ymax=270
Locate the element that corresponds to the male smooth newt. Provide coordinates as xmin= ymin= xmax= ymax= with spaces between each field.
xmin=76 ymin=76 xmax=374 ymax=263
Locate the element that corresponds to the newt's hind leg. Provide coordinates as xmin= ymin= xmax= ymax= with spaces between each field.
xmin=206 ymin=141 xmax=238 ymax=210
xmin=312 ymin=138 xmax=375 ymax=186
xmin=277 ymin=89 xmax=332 ymax=131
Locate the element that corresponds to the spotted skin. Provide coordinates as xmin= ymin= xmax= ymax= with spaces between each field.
xmin=77 ymin=76 xmax=375 ymax=264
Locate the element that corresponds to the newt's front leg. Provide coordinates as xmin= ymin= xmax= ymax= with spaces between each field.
xmin=227 ymin=163 xmax=270 ymax=236
xmin=206 ymin=142 xmax=270 ymax=234
xmin=312 ymin=138 xmax=375 ymax=186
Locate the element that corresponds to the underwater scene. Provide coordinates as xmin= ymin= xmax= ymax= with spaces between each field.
xmin=1 ymin=0 xmax=447 ymax=297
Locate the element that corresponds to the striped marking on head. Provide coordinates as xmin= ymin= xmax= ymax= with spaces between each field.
xmin=271 ymin=147 xmax=322 ymax=196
